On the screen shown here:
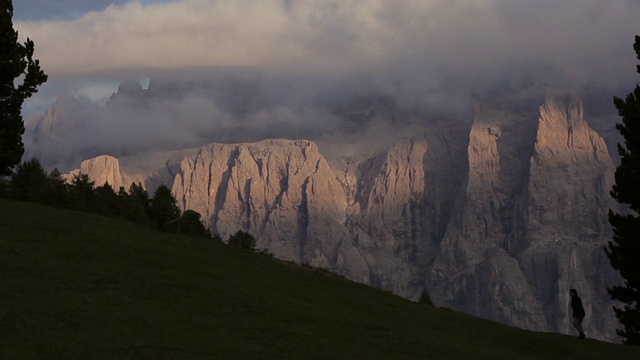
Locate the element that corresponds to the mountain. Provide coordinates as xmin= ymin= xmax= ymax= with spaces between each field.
xmin=430 ymin=94 xmax=618 ymax=338
xmin=64 ymin=92 xmax=622 ymax=341
xmin=24 ymin=96 xmax=99 ymax=169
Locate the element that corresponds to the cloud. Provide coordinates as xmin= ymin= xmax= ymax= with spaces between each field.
xmin=23 ymin=78 xmax=345 ymax=170
xmin=15 ymin=0 xmax=639 ymax=89
xmin=16 ymin=0 xmax=640 ymax=170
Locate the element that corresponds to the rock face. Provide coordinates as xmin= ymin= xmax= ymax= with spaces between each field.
xmin=429 ymin=95 xmax=618 ymax=339
xmin=64 ymin=148 xmax=201 ymax=193
xmin=68 ymin=94 xmax=621 ymax=341
xmin=524 ymin=94 xmax=618 ymax=337
xmin=171 ymin=139 xmax=371 ymax=279
xmin=66 ymin=155 xmax=125 ymax=190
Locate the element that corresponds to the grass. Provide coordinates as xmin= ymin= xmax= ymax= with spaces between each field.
xmin=1 ymin=199 xmax=639 ymax=359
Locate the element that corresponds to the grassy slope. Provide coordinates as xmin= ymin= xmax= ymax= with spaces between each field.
xmin=1 ymin=200 xmax=639 ymax=360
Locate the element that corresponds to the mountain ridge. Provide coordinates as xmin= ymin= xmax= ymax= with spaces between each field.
xmin=60 ymin=92 xmax=621 ymax=341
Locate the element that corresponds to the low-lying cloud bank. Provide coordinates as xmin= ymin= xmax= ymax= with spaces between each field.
xmin=24 ymin=77 xmax=348 ymax=170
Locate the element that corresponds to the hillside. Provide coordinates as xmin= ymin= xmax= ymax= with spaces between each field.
xmin=1 ymin=199 xmax=638 ymax=359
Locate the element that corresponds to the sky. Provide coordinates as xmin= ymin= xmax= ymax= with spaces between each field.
xmin=10 ymin=0 xmax=640 ymax=167
xmin=13 ymin=0 xmax=169 ymax=20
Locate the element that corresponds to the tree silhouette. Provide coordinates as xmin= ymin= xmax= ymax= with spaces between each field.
xmin=179 ymin=210 xmax=211 ymax=238
xmin=68 ymin=173 xmax=95 ymax=212
xmin=419 ymin=289 xmax=434 ymax=307
xmin=119 ymin=182 xmax=153 ymax=225
xmin=93 ymin=183 xmax=120 ymax=217
xmin=151 ymin=184 xmax=181 ymax=233
xmin=227 ymin=230 xmax=256 ymax=250
xmin=45 ymin=168 xmax=70 ymax=208
xmin=0 ymin=0 xmax=47 ymax=176
xmin=9 ymin=157 xmax=47 ymax=202
xmin=607 ymin=35 xmax=640 ymax=345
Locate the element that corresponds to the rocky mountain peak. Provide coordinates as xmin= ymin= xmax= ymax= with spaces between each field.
xmin=534 ymin=92 xmax=611 ymax=167
xmin=538 ymin=93 xmax=586 ymax=144
xmin=25 ymin=95 xmax=91 ymax=143
xmin=116 ymin=81 xmax=145 ymax=96
xmin=106 ymin=81 xmax=148 ymax=107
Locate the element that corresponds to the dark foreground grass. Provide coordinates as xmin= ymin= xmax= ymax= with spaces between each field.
xmin=1 ymin=199 xmax=639 ymax=359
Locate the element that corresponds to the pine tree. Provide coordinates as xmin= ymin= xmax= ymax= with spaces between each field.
xmin=9 ymin=157 xmax=48 ymax=202
xmin=45 ymin=168 xmax=70 ymax=208
xmin=607 ymin=35 xmax=640 ymax=345
xmin=68 ymin=173 xmax=95 ymax=212
xmin=419 ymin=289 xmax=434 ymax=307
xmin=0 ymin=1 xmax=47 ymax=176
xmin=93 ymin=183 xmax=120 ymax=217
xmin=179 ymin=210 xmax=211 ymax=238
xmin=117 ymin=183 xmax=152 ymax=225
xmin=128 ymin=182 xmax=152 ymax=216
xmin=227 ymin=230 xmax=256 ymax=250
xmin=150 ymin=184 xmax=181 ymax=233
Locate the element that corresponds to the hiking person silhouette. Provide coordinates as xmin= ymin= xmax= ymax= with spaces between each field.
xmin=569 ymin=289 xmax=586 ymax=339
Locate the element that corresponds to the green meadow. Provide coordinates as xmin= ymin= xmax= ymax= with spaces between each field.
xmin=1 ymin=199 xmax=639 ymax=359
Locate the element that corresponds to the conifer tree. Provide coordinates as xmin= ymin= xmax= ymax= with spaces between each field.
xmin=93 ymin=183 xmax=120 ymax=217
xmin=227 ymin=230 xmax=256 ymax=250
xmin=68 ymin=173 xmax=95 ymax=212
xmin=179 ymin=210 xmax=211 ymax=238
xmin=117 ymin=184 xmax=152 ymax=225
xmin=0 ymin=0 xmax=47 ymax=176
xmin=128 ymin=182 xmax=152 ymax=216
xmin=607 ymin=35 xmax=640 ymax=345
xmin=9 ymin=157 xmax=47 ymax=202
xmin=45 ymin=168 xmax=70 ymax=208
xmin=151 ymin=184 xmax=181 ymax=233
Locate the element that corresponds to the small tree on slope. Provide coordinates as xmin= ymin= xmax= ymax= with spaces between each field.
xmin=179 ymin=210 xmax=211 ymax=238
xmin=228 ymin=230 xmax=256 ymax=250
xmin=607 ymin=35 xmax=640 ymax=345
xmin=0 ymin=0 xmax=47 ymax=176
xmin=151 ymin=185 xmax=181 ymax=233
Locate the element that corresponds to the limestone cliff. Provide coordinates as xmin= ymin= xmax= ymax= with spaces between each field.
xmin=67 ymin=94 xmax=621 ymax=341
xmin=171 ymin=139 xmax=370 ymax=280
xmin=523 ymin=94 xmax=618 ymax=338
xmin=66 ymin=155 xmax=125 ymax=190
xmin=65 ymin=149 xmax=200 ymax=193
xmin=430 ymin=94 xmax=618 ymax=339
